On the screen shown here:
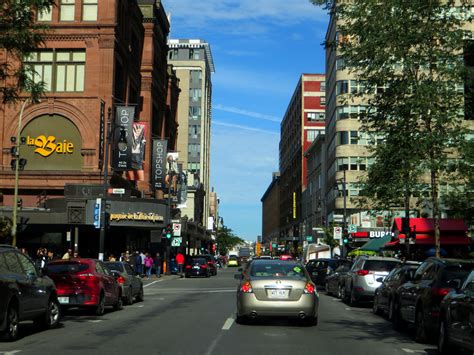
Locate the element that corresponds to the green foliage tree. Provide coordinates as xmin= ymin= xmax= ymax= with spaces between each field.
xmin=0 ymin=0 xmax=54 ymax=104
xmin=312 ymin=0 xmax=472 ymax=258
xmin=216 ymin=226 xmax=245 ymax=256
xmin=321 ymin=225 xmax=339 ymax=257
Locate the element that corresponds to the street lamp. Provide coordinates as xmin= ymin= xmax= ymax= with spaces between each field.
xmin=11 ymin=99 xmax=32 ymax=246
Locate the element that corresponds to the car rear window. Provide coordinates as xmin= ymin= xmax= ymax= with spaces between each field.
xmin=190 ymin=258 xmax=206 ymax=264
xmin=105 ymin=262 xmax=124 ymax=272
xmin=250 ymin=263 xmax=306 ymax=279
xmin=44 ymin=262 xmax=88 ymax=274
xmin=363 ymin=260 xmax=400 ymax=272
xmin=441 ymin=265 xmax=473 ymax=286
xmin=229 ymin=256 xmax=238 ymax=260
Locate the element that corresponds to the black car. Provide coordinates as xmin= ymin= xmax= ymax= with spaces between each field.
xmin=306 ymin=258 xmax=351 ymax=285
xmin=0 ymin=245 xmax=61 ymax=341
xmin=372 ymin=261 xmax=421 ymax=318
xmin=199 ymin=254 xmax=217 ymax=276
xmin=438 ymin=270 xmax=474 ymax=354
xmin=325 ymin=261 xmax=353 ymax=298
xmin=393 ymin=258 xmax=474 ymax=343
xmin=185 ymin=256 xmax=211 ymax=278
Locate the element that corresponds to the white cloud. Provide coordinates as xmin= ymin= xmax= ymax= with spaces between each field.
xmin=214 ymin=104 xmax=281 ymax=123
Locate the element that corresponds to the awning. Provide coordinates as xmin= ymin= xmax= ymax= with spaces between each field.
xmin=399 ymin=234 xmax=471 ymax=245
xmin=359 ymin=235 xmax=392 ymax=252
xmin=393 ymin=218 xmax=467 ymax=233
xmin=350 ymin=232 xmax=369 ymax=238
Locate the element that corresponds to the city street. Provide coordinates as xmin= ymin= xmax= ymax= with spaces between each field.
xmin=0 ymin=267 xmax=438 ymax=355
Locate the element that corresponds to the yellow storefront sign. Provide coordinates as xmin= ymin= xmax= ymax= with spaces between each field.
xmin=27 ymin=135 xmax=74 ymax=157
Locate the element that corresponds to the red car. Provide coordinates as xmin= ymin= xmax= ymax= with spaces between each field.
xmin=43 ymin=259 xmax=123 ymax=315
xmin=279 ymin=254 xmax=294 ymax=261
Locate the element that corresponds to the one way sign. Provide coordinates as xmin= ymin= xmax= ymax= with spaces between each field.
xmin=172 ymin=223 xmax=181 ymax=237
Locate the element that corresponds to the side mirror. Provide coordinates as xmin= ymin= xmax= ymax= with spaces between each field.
xmin=376 ymin=277 xmax=384 ymax=283
xmin=234 ymin=273 xmax=243 ymax=280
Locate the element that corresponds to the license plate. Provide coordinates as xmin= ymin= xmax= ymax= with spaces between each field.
xmin=58 ymin=297 xmax=69 ymax=304
xmin=268 ymin=289 xmax=289 ymax=299
xmin=193 ymin=265 xmax=200 ymax=270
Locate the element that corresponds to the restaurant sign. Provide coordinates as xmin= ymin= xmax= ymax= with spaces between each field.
xmin=110 ymin=212 xmax=163 ymax=223
xmin=369 ymin=231 xmax=394 ymax=239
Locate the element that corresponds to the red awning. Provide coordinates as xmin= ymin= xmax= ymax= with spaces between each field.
xmin=350 ymin=232 xmax=369 ymax=238
xmin=399 ymin=234 xmax=471 ymax=245
xmin=393 ymin=218 xmax=467 ymax=233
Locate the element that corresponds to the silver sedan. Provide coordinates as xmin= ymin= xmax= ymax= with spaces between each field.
xmin=235 ymin=260 xmax=319 ymax=325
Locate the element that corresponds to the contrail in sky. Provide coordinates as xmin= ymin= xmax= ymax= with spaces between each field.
xmin=213 ymin=121 xmax=279 ymax=135
xmin=214 ymin=104 xmax=281 ymax=123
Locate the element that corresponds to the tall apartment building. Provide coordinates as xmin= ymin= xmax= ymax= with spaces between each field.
xmin=324 ymin=4 xmax=474 ymax=232
xmin=167 ymin=39 xmax=215 ymax=226
xmin=279 ymin=74 xmax=325 ymax=245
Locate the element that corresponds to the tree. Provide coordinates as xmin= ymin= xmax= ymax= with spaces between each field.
xmin=216 ymin=226 xmax=245 ymax=256
xmin=321 ymin=225 xmax=339 ymax=257
xmin=312 ymin=0 xmax=472 ymax=258
xmin=0 ymin=0 xmax=55 ymax=104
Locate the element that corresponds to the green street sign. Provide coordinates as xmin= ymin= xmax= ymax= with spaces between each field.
xmin=306 ymin=236 xmax=313 ymax=242
xmin=171 ymin=237 xmax=182 ymax=247
xmin=348 ymin=224 xmax=357 ymax=233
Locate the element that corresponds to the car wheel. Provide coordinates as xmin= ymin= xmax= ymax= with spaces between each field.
xmin=124 ymin=287 xmax=133 ymax=305
xmin=95 ymin=293 xmax=106 ymax=316
xmin=114 ymin=292 xmax=123 ymax=311
xmin=438 ymin=318 xmax=455 ymax=354
xmin=305 ymin=316 xmax=318 ymax=327
xmin=372 ymin=295 xmax=382 ymax=316
xmin=388 ymin=299 xmax=395 ymax=321
xmin=392 ymin=300 xmax=404 ymax=330
xmin=1 ymin=304 xmax=19 ymax=341
xmin=136 ymin=286 xmax=144 ymax=302
xmin=325 ymin=282 xmax=330 ymax=295
xmin=337 ymin=284 xmax=344 ymax=299
xmin=349 ymin=287 xmax=357 ymax=307
xmin=341 ymin=285 xmax=348 ymax=302
xmin=206 ymin=270 xmax=210 ymax=278
xmin=185 ymin=274 xmax=190 ymax=278
xmin=35 ymin=297 xmax=61 ymax=329
xmin=415 ymin=307 xmax=428 ymax=343
xmin=236 ymin=315 xmax=248 ymax=325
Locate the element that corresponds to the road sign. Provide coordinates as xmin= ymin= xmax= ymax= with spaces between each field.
xmin=334 ymin=227 xmax=342 ymax=240
xmin=306 ymin=236 xmax=313 ymax=242
xmin=93 ymin=198 xmax=101 ymax=229
xmin=111 ymin=188 xmax=125 ymax=194
xmin=172 ymin=223 xmax=181 ymax=236
xmin=348 ymin=224 xmax=357 ymax=233
xmin=171 ymin=237 xmax=182 ymax=247
xmin=333 ymin=214 xmax=344 ymax=222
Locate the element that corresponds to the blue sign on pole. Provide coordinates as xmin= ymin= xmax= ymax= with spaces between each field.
xmin=93 ymin=198 xmax=102 ymax=229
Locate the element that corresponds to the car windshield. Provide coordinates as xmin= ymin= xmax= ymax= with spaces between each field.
xmin=364 ymin=260 xmax=400 ymax=272
xmin=44 ymin=262 xmax=88 ymax=274
xmin=441 ymin=265 xmax=473 ymax=286
xmin=250 ymin=262 xmax=306 ymax=279
xmin=104 ymin=262 xmax=124 ymax=272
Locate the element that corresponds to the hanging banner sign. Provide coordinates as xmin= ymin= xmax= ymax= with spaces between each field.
xmin=112 ymin=106 xmax=134 ymax=170
xmin=151 ymin=139 xmax=167 ymax=190
xmin=98 ymin=100 xmax=105 ymax=171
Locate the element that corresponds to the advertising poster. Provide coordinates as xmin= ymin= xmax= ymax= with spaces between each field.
xmin=112 ymin=106 xmax=135 ymax=170
xmin=127 ymin=122 xmax=147 ymax=181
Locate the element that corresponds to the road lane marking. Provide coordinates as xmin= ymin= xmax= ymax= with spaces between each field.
xmin=222 ymin=316 xmax=235 ymax=330
xmin=143 ymin=279 xmax=165 ymax=288
xmin=0 ymin=351 xmax=21 ymax=355
xmin=401 ymin=349 xmax=426 ymax=354
xmin=345 ymin=307 xmax=352 ymax=311
xmin=88 ymin=320 xmax=103 ymax=323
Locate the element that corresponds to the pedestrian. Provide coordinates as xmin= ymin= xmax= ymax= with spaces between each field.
xmin=135 ymin=251 xmax=143 ymax=276
xmin=108 ymin=254 xmax=116 ymax=262
xmin=176 ymin=251 xmax=185 ymax=276
xmin=62 ymin=248 xmax=72 ymax=260
xmin=144 ymin=253 xmax=153 ymax=279
xmin=154 ymin=253 xmax=162 ymax=278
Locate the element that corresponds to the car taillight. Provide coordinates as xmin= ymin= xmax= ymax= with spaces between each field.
xmin=208 ymin=261 xmax=213 ymax=265
xmin=185 ymin=265 xmax=192 ymax=269
xmin=357 ymin=270 xmax=369 ymax=276
xmin=77 ymin=273 xmax=95 ymax=279
xmin=432 ymin=288 xmax=451 ymax=297
xmin=304 ymin=282 xmax=316 ymax=294
xmin=201 ymin=264 xmax=208 ymax=268
xmin=240 ymin=281 xmax=253 ymax=293
xmin=117 ymin=276 xmax=125 ymax=284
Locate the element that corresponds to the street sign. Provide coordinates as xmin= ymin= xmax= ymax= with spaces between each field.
xmin=93 ymin=198 xmax=101 ymax=229
xmin=111 ymin=188 xmax=125 ymax=194
xmin=348 ymin=224 xmax=357 ymax=233
xmin=172 ymin=223 xmax=181 ymax=236
xmin=171 ymin=237 xmax=182 ymax=247
xmin=333 ymin=214 xmax=344 ymax=222
xmin=306 ymin=236 xmax=313 ymax=242
xmin=334 ymin=227 xmax=342 ymax=240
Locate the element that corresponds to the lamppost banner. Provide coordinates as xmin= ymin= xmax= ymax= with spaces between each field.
xmin=151 ymin=139 xmax=167 ymax=190
xmin=98 ymin=100 xmax=105 ymax=171
xmin=112 ymin=106 xmax=135 ymax=170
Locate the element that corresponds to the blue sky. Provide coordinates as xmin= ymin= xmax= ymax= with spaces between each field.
xmin=162 ymin=0 xmax=328 ymax=241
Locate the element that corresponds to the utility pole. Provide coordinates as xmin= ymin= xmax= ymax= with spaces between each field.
xmin=342 ymin=169 xmax=347 ymax=259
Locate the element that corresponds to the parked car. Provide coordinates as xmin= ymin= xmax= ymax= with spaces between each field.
xmin=306 ymin=258 xmax=353 ymax=285
xmin=372 ymin=261 xmax=421 ymax=317
xmin=342 ymin=256 xmax=401 ymax=306
xmin=104 ymin=261 xmax=144 ymax=305
xmin=0 ymin=245 xmax=61 ymax=341
xmin=228 ymin=255 xmax=240 ymax=267
xmin=325 ymin=260 xmax=354 ymax=297
xmin=43 ymin=258 xmax=123 ymax=316
xmin=199 ymin=254 xmax=217 ymax=276
xmin=185 ymin=256 xmax=211 ymax=278
xmin=235 ymin=260 xmax=319 ymax=325
xmin=438 ymin=270 xmax=474 ymax=354
xmin=392 ymin=258 xmax=474 ymax=343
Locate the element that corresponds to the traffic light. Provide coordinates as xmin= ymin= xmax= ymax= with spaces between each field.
xmin=164 ymin=223 xmax=173 ymax=239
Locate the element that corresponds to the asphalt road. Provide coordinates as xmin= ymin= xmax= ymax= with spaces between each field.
xmin=0 ymin=267 xmax=438 ymax=355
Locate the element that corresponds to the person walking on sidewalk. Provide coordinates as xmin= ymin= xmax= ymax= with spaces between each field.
xmin=176 ymin=252 xmax=185 ymax=276
xmin=135 ymin=251 xmax=143 ymax=276
xmin=154 ymin=253 xmax=162 ymax=278
xmin=144 ymin=253 xmax=154 ymax=279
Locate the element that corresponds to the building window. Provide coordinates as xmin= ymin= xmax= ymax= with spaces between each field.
xmin=336 ymin=80 xmax=349 ymax=95
xmin=307 ymin=112 xmax=325 ymax=121
xmin=336 ymin=131 xmax=349 ymax=145
xmin=60 ymin=0 xmax=75 ymax=21
xmin=350 ymin=131 xmax=358 ymax=144
xmin=189 ymin=106 xmax=201 ymax=120
xmin=190 ymin=88 xmax=202 ymax=102
xmin=320 ymin=96 xmax=326 ymax=106
xmin=190 ymin=70 xmax=202 ymax=85
xmin=82 ymin=0 xmax=98 ymax=21
xmin=25 ymin=50 xmax=86 ymax=92
xmin=188 ymin=143 xmax=200 ymax=158
xmin=189 ymin=48 xmax=200 ymax=60
xmin=189 ymin=124 xmax=199 ymax=139
xmin=307 ymin=129 xmax=324 ymax=142
xmin=37 ymin=5 xmax=52 ymax=21
xmin=168 ymin=49 xmax=178 ymax=60
xmin=336 ymin=56 xmax=345 ymax=70
xmin=188 ymin=163 xmax=200 ymax=172
xmin=320 ymin=81 xmax=326 ymax=92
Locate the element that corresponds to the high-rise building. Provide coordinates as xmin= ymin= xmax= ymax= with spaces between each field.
xmin=279 ymin=74 xmax=325 ymax=246
xmin=167 ymin=39 xmax=215 ymax=226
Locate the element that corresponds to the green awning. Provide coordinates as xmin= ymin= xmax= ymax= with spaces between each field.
xmin=359 ymin=235 xmax=392 ymax=252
